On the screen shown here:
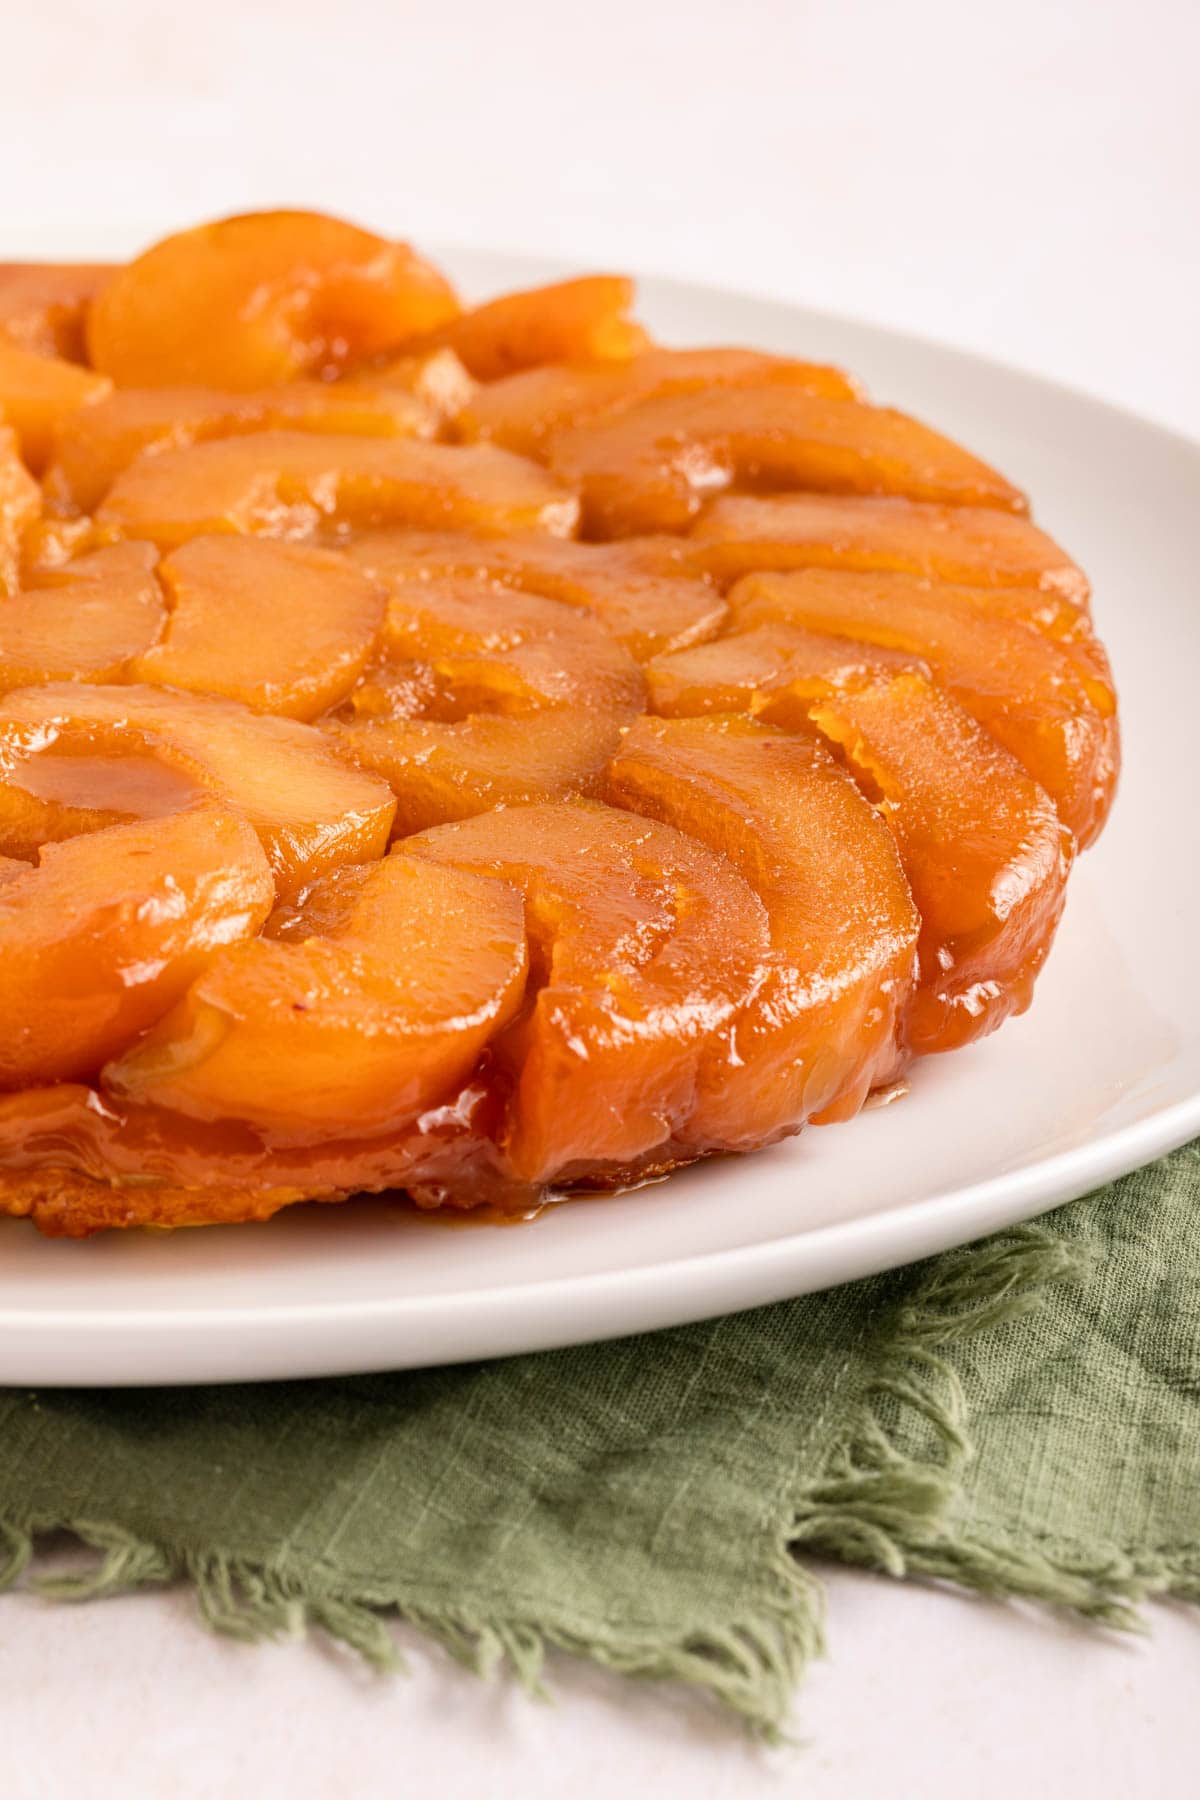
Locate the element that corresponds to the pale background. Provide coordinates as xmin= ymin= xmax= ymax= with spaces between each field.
xmin=2 ymin=0 xmax=1198 ymax=1793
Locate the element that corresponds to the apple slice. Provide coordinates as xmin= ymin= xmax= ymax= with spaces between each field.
xmin=728 ymin=569 xmax=1119 ymax=846
xmin=548 ymin=389 xmax=1025 ymax=537
xmin=688 ymin=494 xmax=1089 ymax=603
xmin=458 ymin=347 xmax=861 ymax=456
xmin=1 ymin=426 xmax=41 ymax=593
xmin=353 ymin=347 xmax=475 ymax=419
xmin=647 ymin=624 xmax=1071 ymax=1053
xmin=606 ymin=714 xmax=919 ymax=1142
xmin=0 ymin=543 xmax=165 ymax=687
xmin=350 ymin=529 xmax=724 ymax=659
xmin=0 ymin=799 xmax=273 ymax=1087
xmin=104 ymin=853 xmax=527 ymax=1142
xmin=644 ymin=620 xmax=918 ymax=715
xmin=131 ymin=536 xmax=385 ymax=718
xmin=45 ymin=373 xmax=444 ymax=514
xmin=332 ymin=575 xmax=642 ymax=831
xmin=0 ymin=683 xmax=395 ymax=897
xmin=87 ymin=210 xmax=460 ymax=388
xmin=337 ymin=711 xmax=628 ymax=836
xmin=95 ymin=430 xmax=579 ymax=548
xmin=395 ymin=276 xmax=648 ymax=380
xmin=369 ymin=576 xmax=644 ymax=716
xmin=407 ymin=801 xmax=771 ymax=1181
xmin=0 ymin=340 xmax=112 ymax=473
xmin=0 ymin=262 xmax=111 ymax=361
xmin=770 ymin=673 xmax=1071 ymax=1055
xmin=14 ymin=516 xmax=96 ymax=579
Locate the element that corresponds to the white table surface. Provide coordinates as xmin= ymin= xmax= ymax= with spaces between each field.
xmin=1 ymin=2 xmax=1197 ymax=1793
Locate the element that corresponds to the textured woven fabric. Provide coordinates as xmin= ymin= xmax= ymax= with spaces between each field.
xmin=1 ymin=1143 xmax=1197 ymax=1732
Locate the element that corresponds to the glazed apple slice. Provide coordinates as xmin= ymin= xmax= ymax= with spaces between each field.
xmin=0 ymin=262 xmax=112 ymax=362
xmin=606 ymin=714 xmax=919 ymax=1143
xmin=131 ymin=536 xmax=385 ymax=719
xmin=13 ymin=515 xmax=97 ymax=580
xmin=548 ymin=389 xmax=1025 ymax=537
xmin=729 ymin=569 xmax=1119 ymax=846
xmin=337 ymin=712 xmax=629 ymax=836
xmin=104 ymin=853 xmax=527 ymax=1142
xmin=407 ymin=801 xmax=771 ymax=1181
xmin=688 ymin=494 xmax=1089 ymax=603
xmin=730 ymin=563 xmax=1104 ymax=664
xmin=0 ymin=340 xmax=112 ymax=474
xmin=395 ymin=276 xmax=648 ymax=380
xmin=352 ymin=347 xmax=476 ymax=419
xmin=350 ymin=528 xmax=724 ymax=659
xmin=647 ymin=623 xmax=1071 ymax=1053
xmin=458 ymin=347 xmax=861 ymax=456
xmin=0 ymin=543 xmax=165 ymax=687
xmin=368 ymin=576 xmax=644 ymax=715
xmin=45 ymin=375 xmax=440 ymax=513
xmin=95 ymin=430 xmax=580 ymax=548
xmin=1 ymin=426 xmax=41 ymax=592
xmin=644 ymin=620 xmax=917 ymax=715
xmin=332 ymin=576 xmax=642 ymax=830
xmin=0 ymin=799 xmax=273 ymax=1087
xmin=87 ymin=210 xmax=460 ymax=388
xmin=796 ymin=673 xmax=1071 ymax=1052
xmin=0 ymin=683 xmax=396 ymax=896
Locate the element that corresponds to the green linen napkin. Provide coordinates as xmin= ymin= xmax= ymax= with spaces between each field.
xmin=1 ymin=1143 xmax=1197 ymax=1736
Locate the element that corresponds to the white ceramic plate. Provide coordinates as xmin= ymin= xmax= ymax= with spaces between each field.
xmin=2 ymin=244 xmax=1198 ymax=1387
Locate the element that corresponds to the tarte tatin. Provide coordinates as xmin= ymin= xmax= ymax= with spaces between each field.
xmin=0 ymin=212 xmax=1118 ymax=1235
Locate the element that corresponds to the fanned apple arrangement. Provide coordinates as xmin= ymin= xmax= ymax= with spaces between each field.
xmin=0 ymin=212 xmax=1118 ymax=1236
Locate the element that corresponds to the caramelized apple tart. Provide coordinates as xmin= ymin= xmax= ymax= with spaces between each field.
xmin=0 ymin=211 xmax=1119 ymax=1234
